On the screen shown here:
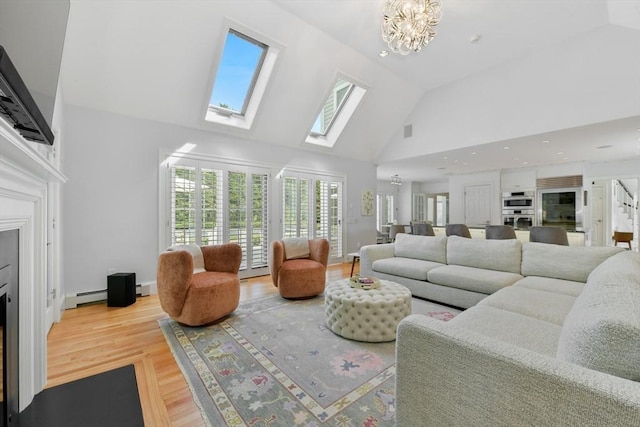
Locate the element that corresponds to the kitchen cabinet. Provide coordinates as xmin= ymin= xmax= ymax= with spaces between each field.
xmin=501 ymin=169 xmax=536 ymax=191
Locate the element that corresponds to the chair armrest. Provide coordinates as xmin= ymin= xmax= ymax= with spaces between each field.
xmin=309 ymin=238 xmax=330 ymax=266
xmin=359 ymin=243 xmax=394 ymax=276
xmin=270 ymin=240 xmax=285 ymax=286
xmin=157 ymin=250 xmax=193 ymax=317
xmin=396 ymin=315 xmax=640 ymax=426
xmin=201 ymin=243 xmax=242 ymax=273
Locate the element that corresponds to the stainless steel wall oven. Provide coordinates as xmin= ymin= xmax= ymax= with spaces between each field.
xmin=502 ymin=191 xmax=535 ymax=230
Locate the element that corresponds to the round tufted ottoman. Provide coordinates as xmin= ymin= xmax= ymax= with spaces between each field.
xmin=325 ymin=278 xmax=412 ymax=342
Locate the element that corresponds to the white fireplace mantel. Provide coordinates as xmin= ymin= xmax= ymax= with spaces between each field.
xmin=0 ymin=118 xmax=67 ymax=411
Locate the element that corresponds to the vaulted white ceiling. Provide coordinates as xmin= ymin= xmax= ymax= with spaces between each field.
xmin=59 ymin=0 xmax=640 ymax=181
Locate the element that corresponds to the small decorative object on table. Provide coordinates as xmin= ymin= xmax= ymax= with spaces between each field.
xmin=349 ymin=275 xmax=381 ymax=290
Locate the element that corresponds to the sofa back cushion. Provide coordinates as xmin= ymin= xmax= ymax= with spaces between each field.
xmin=557 ymin=251 xmax=640 ymax=381
xmin=394 ymin=234 xmax=447 ymax=264
xmin=446 ymin=235 xmax=522 ymax=274
xmin=521 ymin=242 xmax=622 ymax=282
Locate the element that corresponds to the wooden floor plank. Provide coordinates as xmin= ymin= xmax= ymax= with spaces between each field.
xmin=47 ymin=263 xmax=351 ymax=425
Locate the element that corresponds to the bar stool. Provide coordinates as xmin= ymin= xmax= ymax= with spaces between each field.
xmin=613 ymin=231 xmax=633 ymax=250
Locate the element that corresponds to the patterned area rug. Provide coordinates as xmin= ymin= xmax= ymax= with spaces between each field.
xmin=159 ymin=291 xmax=460 ymax=426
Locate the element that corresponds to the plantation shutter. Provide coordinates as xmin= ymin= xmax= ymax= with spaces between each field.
xmin=201 ymin=167 xmax=224 ymax=245
xmin=166 ymin=155 xmax=270 ymax=278
xmin=250 ymin=173 xmax=269 ymax=268
xmin=170 ymin=163 xmax=197 ymax=245
xmin=316 ymin=179 xmax=343 ymax=258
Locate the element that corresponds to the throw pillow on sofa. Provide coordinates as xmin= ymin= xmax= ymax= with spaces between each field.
xmin=556 ymin=251 xmax=640 ymax=381
xmin=394 ymin=233 xmax=447 ymax=264
xmin=521 ymin=242 xmax=622 ymax=283
xmin=446 ymin=235 xmax=522 ymax=274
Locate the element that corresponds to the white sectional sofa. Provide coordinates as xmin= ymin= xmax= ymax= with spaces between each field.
xmin=359 ymin=234 xmax=640 ymax=425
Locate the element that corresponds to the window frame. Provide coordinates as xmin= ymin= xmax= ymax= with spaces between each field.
xmin=208 ymin=29 xmax=268 ymax=117
xmin=203 ymin=21 xmax=281 ymax=131
xmin=306 ymin=74 xmax=367 ymax=149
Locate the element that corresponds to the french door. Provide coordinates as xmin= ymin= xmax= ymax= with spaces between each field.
xmin=281 ymin=172 xmax=343 ymax=263
xmin=164 ymin=156 xmax=270 ymax=278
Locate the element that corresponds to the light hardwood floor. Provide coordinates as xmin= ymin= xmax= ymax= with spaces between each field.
xmin=46 ymin=263 xmax=353 ymax=426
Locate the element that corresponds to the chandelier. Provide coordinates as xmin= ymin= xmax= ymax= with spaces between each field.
xmin=381 ymin=0 xmax=442 ymax=55
xmin=391 ymin=175 xmax=403 ymax=185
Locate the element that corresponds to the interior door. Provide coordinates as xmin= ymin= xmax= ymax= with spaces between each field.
xmin=464 ymin=184 xmax=492 ymax=227
xmin=591 ymin=185 xmax=605 ymax=246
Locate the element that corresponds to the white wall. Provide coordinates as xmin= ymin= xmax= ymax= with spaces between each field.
xmin=61 ymin=105 xmax=377 ymax=296
xmin=379 ymin=25 xmax=640 ymax=162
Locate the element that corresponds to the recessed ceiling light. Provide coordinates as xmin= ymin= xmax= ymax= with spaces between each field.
xmin=443 ymin=156 xmax=448 ymax=159
xmin=379 ymin=50 xmax=389 ymax=57
xmin=522 ymin=161 xmax=529 ymax=165
xmin=542 ymin=140 xmax=550 ymax=144
xmin=503 ymin=146 xmax=510 ymax=150
xmin=563 ymin=157 xmax=569 ymax=160
xmin=470 ymin=34 xmax=482 ymax=43
xmin=463 ymin=162 xmax=468 ymax=165
xmin=471 ymin=152 xmax=477 ymax=155
xmin=557 ymin=151 xmax=564 ymax=155
xmin=596 ymin=145 xmax=613 ymax=149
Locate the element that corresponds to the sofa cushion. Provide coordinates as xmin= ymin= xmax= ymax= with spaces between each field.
xmin=446 ymin=235 xmax=522 ymax=274
xmin=394 ymin=233 xmax=447 ymax=264
xmin=427 ymin=265 xmax=522 ymax=295
xmin=478 ymin=286 xmax=576 ymax=325
xmin=449 ymin=305 xmax=562 ymax=356
xmin=282 ymin=237 xmax=310 ymax=260
xmin=557 ymin=251 xmax=640 ymax=381
xmin=521 ymin=242 xmax=622 ymax=283
xmin=168 ymin=243 xmax=205 ymax=273
xmin=513 ymin=276 xmax=585 ymax=297
xmin=373 ymin=257 xmax=444 ymax=281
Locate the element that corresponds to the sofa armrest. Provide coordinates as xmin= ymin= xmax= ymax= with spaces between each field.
xmin=359 ymin=243 xmax=394 ymax=277
xmin=396 ymin=315 xmax=640 ymax=426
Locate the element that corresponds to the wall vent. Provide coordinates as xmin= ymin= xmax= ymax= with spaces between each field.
xmin=536 ymin=175 xmax=583 ymax=189
xmin=403 ymin=124 xmax=413 ymax=138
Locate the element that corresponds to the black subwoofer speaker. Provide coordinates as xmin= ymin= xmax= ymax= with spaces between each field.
xmin=107 ymin=273 xmax=136 ymax=307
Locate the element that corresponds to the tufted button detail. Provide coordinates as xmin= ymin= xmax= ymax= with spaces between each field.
xmin=324 ymin=278 xmax=411 ymax=342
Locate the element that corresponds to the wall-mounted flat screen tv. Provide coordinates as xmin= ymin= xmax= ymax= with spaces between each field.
xmin=0 ymin=1 xmax=70 ymax=145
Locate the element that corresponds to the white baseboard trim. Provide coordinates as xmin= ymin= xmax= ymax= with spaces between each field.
xmin=64 ymin=281 xmax=156 ymax=309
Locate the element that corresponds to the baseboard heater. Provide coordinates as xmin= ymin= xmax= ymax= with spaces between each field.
xmin=65 ymin=282 xmax=153 ymax=309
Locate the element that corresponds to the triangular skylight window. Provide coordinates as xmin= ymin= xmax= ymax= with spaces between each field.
xmin=306 ymin=76 xmax=366 ymax=148
xmin=205 ymin=25 xmax=279 ymax=130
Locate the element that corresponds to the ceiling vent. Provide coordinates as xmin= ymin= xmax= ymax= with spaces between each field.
xmin=403 ymin=124 xmax=413 ymax=138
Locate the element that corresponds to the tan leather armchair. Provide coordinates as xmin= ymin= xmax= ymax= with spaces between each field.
xmin=270 ymin=238 xmax=329 ymax=299
xmin=157 ymin=243 xmax=241 ymax=326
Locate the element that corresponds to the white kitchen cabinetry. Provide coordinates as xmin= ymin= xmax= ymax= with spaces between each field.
xmin=501 ymin=169 xmax=536 ymax=190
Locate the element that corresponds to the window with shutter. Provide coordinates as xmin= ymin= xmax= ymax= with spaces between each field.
xmin=165 ymin=156 xmax=270 ymax=278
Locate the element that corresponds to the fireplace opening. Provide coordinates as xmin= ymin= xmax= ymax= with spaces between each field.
xmin=0 ymin=229 xmax=19 ymax=426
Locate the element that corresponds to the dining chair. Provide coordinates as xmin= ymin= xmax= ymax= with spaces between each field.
xmin=485 ymin=225 xmax=517 ymax=240
xmin=529 ymin=226 xmax=569 ymax=246
xmin=445 ymin=224 xmax=472 ymax=238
